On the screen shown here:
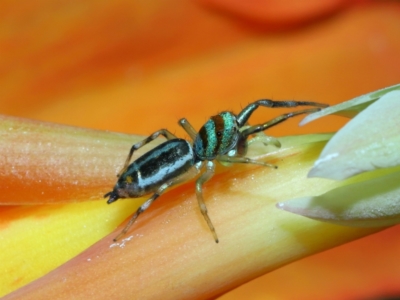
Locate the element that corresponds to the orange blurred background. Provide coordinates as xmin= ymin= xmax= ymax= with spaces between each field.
xmin=1 ymin=0 xmax=400 ymax=299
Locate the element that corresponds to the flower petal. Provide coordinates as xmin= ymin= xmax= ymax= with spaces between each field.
xmin=307 ymin=89 xmax=400 ymax=180
xmin=2 ymin=134 xmax=382 ymax=299
xmin=0 ymin=114 xmax=148 ymax=204
xmin=300 ymin=83 xmax=400 ymax=125
xmin=277 ymin=168 xmax=400 ymax=227
xmin=0 ymin=200 xmax=140 ymax=297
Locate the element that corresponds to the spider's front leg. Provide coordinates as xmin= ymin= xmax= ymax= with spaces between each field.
xmin=236 ymin=99 xmax=328 ymax=127
xmin=240 ymin=107 xmax=323 ymax=138
xmin=240 ymin=124 xmax=281 ymax=149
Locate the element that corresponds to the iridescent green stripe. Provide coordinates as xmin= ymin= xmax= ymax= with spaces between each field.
xmin=204 ymin=119 xmax=217 ymax=157
xmin=219 ymin=112 xmax=234 ymax=153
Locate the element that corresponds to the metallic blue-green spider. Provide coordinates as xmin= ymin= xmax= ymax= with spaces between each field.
xmin=105 ymin=99 xmax=328 ymax=242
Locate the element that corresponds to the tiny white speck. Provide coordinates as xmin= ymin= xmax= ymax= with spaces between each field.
xmin=276 ymin=202 xmax=285 ymax=209
xmin=87 ymin=258 xmax=91 ymax=262
xmin=110 ymin=243 xmax=118 ymax=248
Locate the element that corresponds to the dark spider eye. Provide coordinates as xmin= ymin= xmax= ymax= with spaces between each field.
xmin=217 ymin=131 xmax=222 ymax=136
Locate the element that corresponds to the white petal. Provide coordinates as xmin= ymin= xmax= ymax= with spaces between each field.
xmin=300 ymin=83 xmax=400 ymax=125
xmin=308 ymin=90 xmax=400 ymax=180
xmin=277 ymin=170 xmax=400 ymax=227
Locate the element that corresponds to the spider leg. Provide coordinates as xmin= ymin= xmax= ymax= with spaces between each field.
xmin=178 ymin=118 xmax=197 ymax=141
xmin=240 ymin=124 xmax=281 ymax=149
xmin=113 ymin=191 xmax=161 ymax=242
xmin=218 ymin=155 xmax=277 ymax=169
xmin=240 ymin=108 xmax=322 ymax=138
xmin=113 ymin=165 xmax=200 ymax=242
xmin=255 ymin=99 xmax=328 ymax=108
xmin=237 ymin=99 xmax=328 ymax=127
xmin=117 ymin=129 xmax=178 ymax=177
xmin=195 ymin=161 xmax=219 ymax=243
